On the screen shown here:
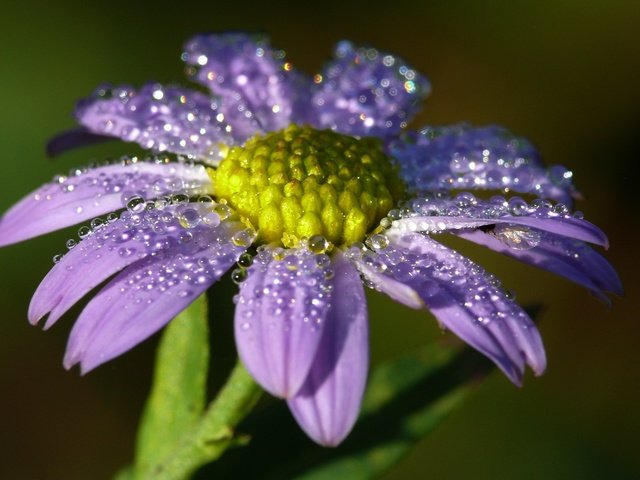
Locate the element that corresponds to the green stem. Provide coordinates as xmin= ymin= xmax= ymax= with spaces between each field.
xmin=150 ymin=361 xmax=262 ymax=480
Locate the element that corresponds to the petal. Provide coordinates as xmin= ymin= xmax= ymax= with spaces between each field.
xmin=351 ymin=250 xmax=424 ymax=310
xmin=392 ymin=194 xmax=609 ymax=247
xmin=183 ymin=33 xmax=312 ymax=133
xmin=235 ymin=248 xmax=333 ymax=398
xmin=75 ymin=84 xmax=242 ymax=160
xmin=311 ymin=41 xmax=430 ymax=137
xmin=388 ymin=124 xmax=576 ymax=203
xmin=457 ymin=229 xmax=623 ymax=303
xmin=47 ymin=127 xmax=114 ymax=157
xmin=29 ymin=203 xmax=239 ymax=328
xmin=63 ymin=221 xmax=248 ymax=373
xmin=287 ymin=251 xmax=369 ymax=446
xmin=379 ymin=230 xmax=546 ymax=384
xmin=0 ymin=160 xmax=211 ymax=247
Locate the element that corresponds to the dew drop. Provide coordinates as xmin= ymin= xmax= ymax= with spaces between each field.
xmin=366 ymin=233 xmax=389 ymax=250
xmin=91 ymin=218 xmax=106 ymax=230
xmin=308 ymin=235 xmax=330 ymax=254
xmin=171 ymin=193 xmax=190 ymax=205
xmin=232 ymin=228 xmax=256 ymax=247
xmin=78 ymin=226 xmax=92 ymax=239
xmin=178 ymin=208 xmax=201 ymax=229
xmin=237 ymin=252 xmax=254 ymax=268
xmin=231 ymin=268 xmax=248 ymax=284
xmin=213 ymin=203 xmax=232 ymax=221
xmin=126 ymin=195 xmax=146 ymax=213
xmin=492 ymin=224 xmax=541 ymax=250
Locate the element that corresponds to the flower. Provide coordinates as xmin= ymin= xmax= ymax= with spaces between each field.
xmin=0 ymin=33 xmax=621 ymax=447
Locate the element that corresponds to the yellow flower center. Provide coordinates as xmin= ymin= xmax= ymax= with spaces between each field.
xmin=210 ymin=125 xmax=403 ymax=247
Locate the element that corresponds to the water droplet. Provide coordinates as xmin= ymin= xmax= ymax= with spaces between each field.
xmin=231 ymin=268 xmax=248 ymax=284
xmin=78 ymin=226 xmax=92 ymax=239
xmin=171 ymin=193 xmax=189 ymax=205
xmin=213 ymin=203 xmax=232 ymax=221
xmin=508 ymin=197 xmax=528 ymax=216
xmin=237 ymin=252 xmax=253 ymax=268
xmin=91 ymin=218 xmax=106 ymax=230
xmin=126 ymin=195 xmax=146 ymax=213
xmin=232 ymin=228 xmax=256 ymax=247
xmin=366 ymin=233 xmax=389 ymax=250
xmin=308 ymin=235 xmax=330 ymax=254
xmin=492 ymin=224 xmax=541 ymax=250
xmin=178 ymin=208 xmax=201 ymax=229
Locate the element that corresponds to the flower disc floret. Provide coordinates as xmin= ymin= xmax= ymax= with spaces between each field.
xmin=211 ymin=125 xmax=403 ymax=246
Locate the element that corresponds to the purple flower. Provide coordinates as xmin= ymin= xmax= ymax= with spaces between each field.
xmin=0 ymin=33 xmax=621 ymax=447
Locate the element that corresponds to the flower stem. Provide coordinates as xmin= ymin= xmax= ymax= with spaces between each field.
xmin=150 ymin=361 xmax=262 ymax=480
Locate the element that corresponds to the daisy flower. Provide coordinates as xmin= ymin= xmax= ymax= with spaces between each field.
xmin=0 ymin=33 xmax=621 ymax=447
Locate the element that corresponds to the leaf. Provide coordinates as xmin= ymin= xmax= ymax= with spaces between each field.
xmin=133 ymin=294 xmax=210 ymax=479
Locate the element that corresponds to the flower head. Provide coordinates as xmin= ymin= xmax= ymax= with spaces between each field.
xmin=0 ymin=33 xmax=621 ymax=447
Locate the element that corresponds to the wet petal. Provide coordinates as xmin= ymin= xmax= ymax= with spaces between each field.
xmin=63 ymin=222 xmax=247 ymax=373
xmin=392 ymin=194 xmax=608 ymax=247
xmin=388 ymin=124 xmax=576 ymax=203
xmin=457 ymin=229 xmax=622 ymax=303
xmin=351 ymin=250 xmax=424 ymax=310
xmin=287 ymin=251 xmax=369 ymax=447
xmin=75 ymin=84 xmax=243 ymax=160
xmin=378 ymin=230 xmax=546 ymax=384
xmin=0 ymin=160 xmax=211 ymax=247
xmin=183 ymin=33 xmax=312 ymax=133
xmin=311 ymin=41 xmax=430 ymax=137
xmin=235 ymin=248 xmax=333 ymax=398
xmin=29 ymin=204 xmax=239 ymax=328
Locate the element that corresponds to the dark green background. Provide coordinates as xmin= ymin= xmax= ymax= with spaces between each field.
xmin=1 ymin=1 xmax=638 ymax=478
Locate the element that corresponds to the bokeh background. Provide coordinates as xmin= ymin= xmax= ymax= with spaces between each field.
xmin=1 ymin=1 xmax=638 ymax=478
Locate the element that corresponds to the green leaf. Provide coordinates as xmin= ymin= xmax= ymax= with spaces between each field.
xmin=134 ymin=294 xmax=210 ymax=479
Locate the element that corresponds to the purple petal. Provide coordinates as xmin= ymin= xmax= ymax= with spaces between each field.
xmin=351 ymin=250 xmax=424 ymax=310
xmin=63 ymin=221 xmax=248 ymax=373
xmin=0 ymin=160 xmax=211 ymax=247
xmin=75 ymin=84 xmax=245 ymax=160
xmin=183 ymin=33 xmax=312 ymax=133
xmin=457 ymin=229 xmax=622 ymax=302
xmin=377 ymin=231 xmax=546 ymax=384
xmin=235 ymin=248 xmax=333 ymax=398
xmin=393 ymin=194 xmax=608 ymax=247
xmin=29 ymin=204 xmax=239 ymax=328
xmin=47 ymin=127 xmax=114 ymax=158
xmin=388 ymin=124 xmax=576 ymax=203
xmin=311 ymin=41 xmax=430 ymax=137
xmin=287 ymin=251 xmax=369 ymax=447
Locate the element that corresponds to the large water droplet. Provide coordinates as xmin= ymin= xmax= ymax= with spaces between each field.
xmin=126 ymin=195 xmax=146 ymax=213
xmin=492 ymin=224 xmax=541 ymax=250
xmin=308 ymin=235 xmax=330 ymax=254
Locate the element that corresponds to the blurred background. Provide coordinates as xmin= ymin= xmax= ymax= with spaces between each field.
xmin=1 ymin=1 xmax=638 ymax=478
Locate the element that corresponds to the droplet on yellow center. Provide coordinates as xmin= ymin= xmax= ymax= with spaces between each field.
xmin=210 ymin=125 xmax=403 ymax=246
